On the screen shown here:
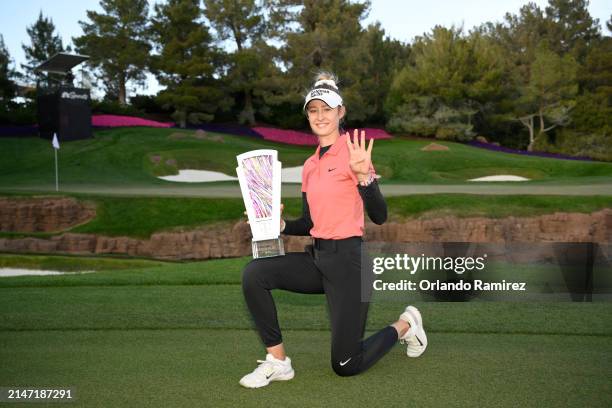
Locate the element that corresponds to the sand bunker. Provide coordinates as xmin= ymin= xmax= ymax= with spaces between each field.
xmin=281 ymin=167 xmax=302 ymax=183
xmin=158 ymin=169 xmax=529 ymax=183
xmin=158 ymin=167 xmax=304 ymax=183
xmin=0 ymin=268 xmax=96 ymax=277
xmin=468 ymin=175 xmax=530 ymax=181
xmin=421 ymin=143 xmax=449 ymax=151
xmin=159 ymin=170 xmax=238 ymax=183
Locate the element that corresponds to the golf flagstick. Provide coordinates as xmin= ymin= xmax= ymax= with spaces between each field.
xmin=52 ymin=133 xmax=60 ymax=191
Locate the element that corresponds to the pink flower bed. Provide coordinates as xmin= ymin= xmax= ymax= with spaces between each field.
xmin=92 ymin=114 xmax=173 ymax=128
xmin=253 ymin=127 xmax=317 ymax=145
xmin=345 ymin=128 xmax=392 ymax=140
xmin=88 ymin=116 xmax=394 ymax=143
xmin=253 ymin=127 xmax=392 ymax=146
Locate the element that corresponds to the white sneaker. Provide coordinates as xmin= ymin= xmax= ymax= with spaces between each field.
xmin=239 ymin=353 xmax=295 ymax=388
xmin=399 ymin=305 xmax=428 ymax=357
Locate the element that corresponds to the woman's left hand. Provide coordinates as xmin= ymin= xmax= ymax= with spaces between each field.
xmin=346 ymin=129 xmax=374 ymax=178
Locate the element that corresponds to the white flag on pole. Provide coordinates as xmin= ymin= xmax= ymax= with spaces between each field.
xmin=52 ymin=133 xmax=60 ymax=150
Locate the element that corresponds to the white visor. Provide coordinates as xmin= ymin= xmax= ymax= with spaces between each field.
xmin=303 ymin=88 xmax=343 ymax=110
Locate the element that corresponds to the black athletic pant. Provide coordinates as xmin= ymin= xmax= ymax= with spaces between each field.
xmin=242 ymin=236 xmax=398 ymax=377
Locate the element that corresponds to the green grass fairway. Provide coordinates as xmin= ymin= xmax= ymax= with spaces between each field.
xmin=2 ymin=330 xmax=610 ymax=408
xmin=1 ymin=192 xmax=610 ymax=239
xmin=1 ymin=127 xmax=611 ymax=190
xmin=1 ymin=255 xmax=610 ymax=407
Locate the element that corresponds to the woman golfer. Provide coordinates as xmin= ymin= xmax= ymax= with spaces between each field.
xmin=239 ymin=72 xmax=427 ymax=388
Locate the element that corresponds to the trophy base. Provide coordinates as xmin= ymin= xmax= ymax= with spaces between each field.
xmin=252 ymin=238 xmax=285 ymax=259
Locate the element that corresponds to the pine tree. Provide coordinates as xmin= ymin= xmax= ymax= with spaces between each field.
xmin=0 ymin=34 xmax=17 ymax=103
xmin=481 ymin=1 xmax=589 ymax=149
xmin=516 ymin=41 xmax=578 ymax=151
xmin=21 ymin=11 xmax=65 ymax=87
xmin=204 ymin=0 xmax=272 ymax=125
xmin=73 ymin=0 xmax=150 ymax=104
xmin=279 ymin=0 xmax=373 ymax=122
xmin=151 ymin=0 xmax=228 ymax=127
xmin=545 ymin=0 xmax=601 ymax=60
xmin=386 ymin=26 xmax=509 ymax=140
xmin=357 ymin=23 xmax=410 ymax=124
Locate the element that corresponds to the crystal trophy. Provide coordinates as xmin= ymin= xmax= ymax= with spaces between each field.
xmin=236 ymin=149 xmax=285 ymax=258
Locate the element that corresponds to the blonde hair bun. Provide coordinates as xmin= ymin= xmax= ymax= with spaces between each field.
xmin=314 ymin=79 xmax=338 ymax=89
xmin=313 ymin=71 xmax=339 ymax=89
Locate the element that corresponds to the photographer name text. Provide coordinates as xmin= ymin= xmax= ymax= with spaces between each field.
xmin=373 ymin=279 xmax=526 ymax=291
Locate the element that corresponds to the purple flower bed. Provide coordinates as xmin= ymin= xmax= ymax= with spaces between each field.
xmin=467 ymin=140 xmax=594 ymax=162
xmin=253 ymin=127 xmax=392 ymax=146
xmin=0 ymin=119 xmax=393 ymax=144
xmin=0 ymin=125 xmax=38 ymax=138
xmin=92 ymin=114 xmax=173 ymax=128
xmin=187 ymin=123 xmax=262 ymax=138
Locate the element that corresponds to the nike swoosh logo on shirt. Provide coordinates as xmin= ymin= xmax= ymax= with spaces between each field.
xmin=328 ymin=168 xmax=336 ymax=172
xmin=339 ymin=358 xmax=351 ymax=366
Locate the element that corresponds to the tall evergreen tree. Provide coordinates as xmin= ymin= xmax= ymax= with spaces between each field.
xmin=516 ymin=41 xmax=578 ymax=150
xmin=358 ymin=22 xmax=410 ymax=124
xmin=279 ymin=0 xmax=372 ymax=123
xmin=0 ymin=34 xmax=17 ymax=102
xmin=478 ymin=1 xmax=593 ymax=149
xmin=150 ymin=0 xmax=228 ymax=127
xmin=204 ymin=0 xmax=273 ymax=125
xmin=493 ymin=3 xmax=549 ymax=85
xmin=386 ymin=26 xmax=509 ymax=141
xmin=21 ymin=11 xmax=65 ymax=87
xmin=73 ymin=0 xmax=151 ymax=104
xmin=545 ymin=0 xmax=601 ymax=60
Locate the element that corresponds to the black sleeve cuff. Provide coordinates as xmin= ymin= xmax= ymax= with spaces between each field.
xmin=358 ymin=180 xmax=387 ymax=225
xmin=282 ymin=218 xmax=311 ymax=236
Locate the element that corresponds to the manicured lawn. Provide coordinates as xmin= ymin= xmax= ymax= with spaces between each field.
xmin=0 ymin=255 xmax=610 ymax=407
xmin=2 ymin=329 xmax=610 ymax=408
xmin=2 ymin=127 xmax=610 ymax=407
xmin=1 ymin=127 xmax=610 ymax=189
xmin=0 ymin=253 xmax=166 ymax=272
